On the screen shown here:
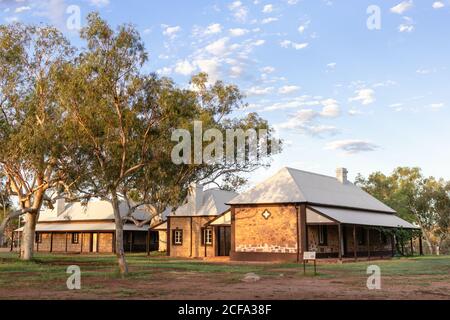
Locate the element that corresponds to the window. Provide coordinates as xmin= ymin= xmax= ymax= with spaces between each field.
xmin=358 ymin=228 xmax=366 ymax=246
xmin=318 ymin=225 xmax=328 ymax=246
xmin=35 ymin=233 xmax=42 ymax=244
xmin=71 ymin=233 xmax=80 ymax=244
xmin=202 ymin=228 xmax=213 ymax=246
xmin=173 ymin=229 xmax=183 ymax=245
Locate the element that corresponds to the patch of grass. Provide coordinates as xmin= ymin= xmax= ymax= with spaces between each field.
xmin=1 ymin=252 xmax=449 ymax=299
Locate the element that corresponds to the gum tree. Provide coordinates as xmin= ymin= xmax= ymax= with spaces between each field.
xmin=58 ymin=14 xmax=280 ymax=275
xmin=0 ymin=24 xmax=73 ymax=259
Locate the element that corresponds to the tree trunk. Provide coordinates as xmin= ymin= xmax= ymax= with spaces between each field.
xmin=21 ymin=213 xmax=38 ymax=260
xmin=111 ymin=192 xmax=128 ymax=276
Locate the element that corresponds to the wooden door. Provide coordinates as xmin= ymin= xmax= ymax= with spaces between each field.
xmin=217 ymin=227 xmax=231 ymax=256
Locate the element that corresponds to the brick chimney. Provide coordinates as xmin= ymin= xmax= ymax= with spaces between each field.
xmin=336 ymin=168 xmax=349 ymax=184
xmin=189 ymin=183 xmax=204 ymax=213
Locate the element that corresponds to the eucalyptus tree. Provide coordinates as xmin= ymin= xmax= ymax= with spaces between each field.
xmin=0 ymin=24 xmax=73 ymax=259
xmin=356 ymin=167 xmax=450 ymax=255
xmin=58 ymin=14 xmax=280 ymax=275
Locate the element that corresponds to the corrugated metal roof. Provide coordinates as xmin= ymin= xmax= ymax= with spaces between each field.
xmin=16 ymin=222 xmax=148 ymax=232
xmin=38 ymin=199 xmax=150 ymax=222
xmin=228 ymin=167 xmax=395 ymax=213
xmin=170 ymin=189 xmax=237 ymax=217
xmin=309 ymin=206 xmax=417 ymax=229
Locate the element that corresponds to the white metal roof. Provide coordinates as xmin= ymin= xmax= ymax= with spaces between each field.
xmin=151 ymin=221 xmax=167 ymax=231
xmin=170 ymin=189 xmax=238 ymax=217
xmin=38 ymin=199 xmax=150 ymax=223
xmin=309 ymin=206 xmax=417 ymax=229
xmin=209 ymin=211 xmax=231 ymax=226
xmin=16 ymin=222 xmax=148 ymax=232
xmin=228 ymin=167 xmax=395 ymax=213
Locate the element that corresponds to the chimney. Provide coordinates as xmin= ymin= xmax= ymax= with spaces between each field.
xmin=336 ymin=168 xmax=349 ymax=184
xmin=189 ymin=183 xmax=204 ymax=213
xmin=56 ymin=198 xmax=66 ymax=216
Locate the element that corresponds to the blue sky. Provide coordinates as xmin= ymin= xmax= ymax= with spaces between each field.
xmin=1 ymin=0 xmax=450 ymax=186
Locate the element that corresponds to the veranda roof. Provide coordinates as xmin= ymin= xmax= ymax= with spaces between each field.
xmin=309 ymin=206 xmax=418 ymax=229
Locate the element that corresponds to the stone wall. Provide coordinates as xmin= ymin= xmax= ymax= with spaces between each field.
xmin=234 ymin=205 xmax=298 ymax=254
xmin=168 ymin=216 xmax=216 ymax=258
xmin=34 ymin=232 xmax=114 ymax=253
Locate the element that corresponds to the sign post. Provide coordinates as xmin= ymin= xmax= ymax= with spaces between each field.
xmin=303 ymin=251 xmax=317 ymax=276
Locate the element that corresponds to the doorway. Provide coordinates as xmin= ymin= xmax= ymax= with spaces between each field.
xmin=216 ymin=227 xmax=231 ymax=256
xmin=91 ymin=233 xmax=98 ymax=253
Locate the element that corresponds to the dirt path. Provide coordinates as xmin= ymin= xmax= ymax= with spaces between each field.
xmin=1 ymin=269 xmax=449 ymax=300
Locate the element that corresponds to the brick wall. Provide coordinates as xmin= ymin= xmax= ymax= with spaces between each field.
xmin=234 ymin=205 xmax=298 ymax=254
xmin=34 ymin=232 xmax=114 ymax=253
xmin=168 ymin=216 xmax=216 ymax=258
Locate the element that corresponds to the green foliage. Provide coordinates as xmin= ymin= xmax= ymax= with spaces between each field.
xmin=356 ymin=167 xmax=450 ymax=254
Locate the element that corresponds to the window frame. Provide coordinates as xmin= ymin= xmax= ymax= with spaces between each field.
xmin=71 ymin=232 xmax=80 ymax=244
xmin=173 ymin=229 xmax=183 ymax=246
xmin=318 ymin=225 xmax=328 ymax=246
xmin=202 ymin=228 xmax=213 ymax=246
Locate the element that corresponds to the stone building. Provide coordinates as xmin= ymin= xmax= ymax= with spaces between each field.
xmin=157 ymin=167 xmax=420 ymax=261
xmin=157 ymin=184 xmax=237 ymax=258
xmin=15 ymin=199 xmax=157 ymax=254
xmin=227 ymin=167 xmax=421 ymax=261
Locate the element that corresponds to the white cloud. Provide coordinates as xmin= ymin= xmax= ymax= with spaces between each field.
xmin=398 ymin=17 xmax=414 ymax=32
xmin=280 ymin=40 xmax=309 ymax=50
xmin=278 ymin=85 xmax=300 ymax=94
xmin=275 ymin=98 xmax=341 ymax=137
xmin=297 ymin=20 xmax=310 ymax=34
xmin=174 ymin=60 xmax=197 ymax=76
xmin=325 ymin=140 xmax=379 ymax=154
xmin=204 ymin=23 xmax=222 ymax=35
xmin=156 ymin=67 xmax=172 ymax=76
xmin=89 ymin=0 xmax=110 ymax=7
xmin=251 ymin=39 xmax=265 ymax=46
xmin=349 ymin=89 xmax=376 ymax=105
xmin=390 ymin=1 xmax=413 ymax=14
xmin=432 ymin=1 xmax=445 ymax=9
xmin=320 ymin=99 xmax=340 ymax=117
xmin=205 ymin=37 xmax=230 ymax=55
xmin=262 ymin=4 xmax=273 ymax=13
xmin=261 ymin=66 xmax=275 ymax=74
xmin=229 ymin=28 xmax=249 ymax=37
xmin=195 ymin=58 xmax=221 ymax=83
xmin=162 ymin=25 xmax=181 ymax=39
xmin=261 ymin=17 xmax=278 ymax=24
xmin=246 ymin=86 xmax=274 ymax=96
xmin=429 ymin=103 xmax=445 ymax=110
xmin=287 ymin=0 xmax=299 ymax=4
xmin=229 ymin=1 xmax=248 ymax=22
xmin=326 ymin=62 xmax=337 ymax=71
xmin=15 ymin=6 xmax=31 ymax=13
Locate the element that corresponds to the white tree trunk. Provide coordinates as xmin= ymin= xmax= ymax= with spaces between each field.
xmin=21 ymin=213 xmax=37 ymax=260
xmin=111 ymin=193 xmax=128 ymax=276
